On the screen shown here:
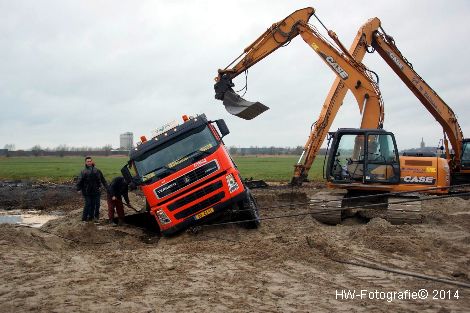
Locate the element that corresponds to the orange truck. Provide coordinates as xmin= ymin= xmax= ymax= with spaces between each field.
xmin=121 ymin=114 xmax=259 ymax=236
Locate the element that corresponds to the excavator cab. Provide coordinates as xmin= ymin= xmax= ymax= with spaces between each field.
xmin=461 ymin=139 xmax=470 ymax=169
xmin=453 ymin=139 xmax=470 ymax=184
xmin=326 ymin=129 xmax=400 ymax=185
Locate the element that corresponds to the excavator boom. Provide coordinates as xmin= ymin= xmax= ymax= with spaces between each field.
xmin=371 ymin=31 xmax=465 ymax=168
xmin=214 ymin=8 xmax=315 ymax=120
xmin=214 ymin=7 xmax=384 ymax=127
xmin=296 ymin=16 xmax=469 ymax=183
xmin=292 ymin=18 xmax=381 ymax=184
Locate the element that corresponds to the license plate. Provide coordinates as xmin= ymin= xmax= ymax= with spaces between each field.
xmin=195 ymin=207 xmax=214 ymax=220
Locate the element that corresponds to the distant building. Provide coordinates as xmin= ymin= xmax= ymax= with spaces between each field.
xmin=0 ymin=149 xmax=7 ymax=156
xmin=402 ymin=139 xmax=441 ymax=157
xmin=120 ymin=132 xmax=133 ymax=150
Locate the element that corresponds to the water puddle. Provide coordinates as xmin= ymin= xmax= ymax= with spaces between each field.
xmin=0 ymin=210 xmax=61 ymax=228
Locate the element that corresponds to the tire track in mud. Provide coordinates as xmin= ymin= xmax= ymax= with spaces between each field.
xmin=0 ymin=182 xmax=469 ymax=312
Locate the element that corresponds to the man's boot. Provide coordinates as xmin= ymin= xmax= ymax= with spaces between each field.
xmin=118 ymin=218 xmax=124 ymax=226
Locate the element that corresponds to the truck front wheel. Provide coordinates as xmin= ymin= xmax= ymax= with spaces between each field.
xmin=239 ymin=190 xmax=260 ymax=229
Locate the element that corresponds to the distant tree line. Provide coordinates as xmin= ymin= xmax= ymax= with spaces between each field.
xmin=1 ymin=143 xmax=329 ymax=158
xmin=228 ymin=146 xmax=328 ymax=156
xmin=1 ymin=144 xmax=127 ymax=157
xmin=3 ymin=143 xmax=436 ymax=158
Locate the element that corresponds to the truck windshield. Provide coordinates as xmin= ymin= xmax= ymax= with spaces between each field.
xmin=134 ymin=125 xmax=219 ymax=182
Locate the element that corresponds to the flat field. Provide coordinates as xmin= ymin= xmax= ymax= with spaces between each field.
xmin=235 ymin=155 xmax=325 ymax=181
xmin=0 ymin=156 xmax=127 ymax=182
xmin=0 ymin=155 xmax=325 ymax=182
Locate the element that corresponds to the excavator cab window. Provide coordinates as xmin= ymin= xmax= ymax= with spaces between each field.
xmin=364 ymin=134 xmax=400 ymax=183
xmin=329 ymin=133 xmax=365 ymax=182
xmin=328 ymin=130 xmax=400 ymax=184
xmin=462 ymin=140 xmax=470 ymax=169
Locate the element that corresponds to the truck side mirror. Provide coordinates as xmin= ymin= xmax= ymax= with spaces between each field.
xmin=121 ymin=163 xmax=138 ymax=186
xmin=215 ymin=119 xmax=230 ymax=138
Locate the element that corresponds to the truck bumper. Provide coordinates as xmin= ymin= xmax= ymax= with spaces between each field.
xmin=160 ymin=190 xmax=248 ymax=237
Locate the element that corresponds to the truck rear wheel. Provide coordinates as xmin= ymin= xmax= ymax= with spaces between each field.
xmin=239 ymin=190 xmax=260 ymax=229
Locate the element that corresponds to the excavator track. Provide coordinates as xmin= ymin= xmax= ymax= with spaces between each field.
xmin=358 ymin=196 xmax=423 ymax=225
xmin=310 ymin=191 xmax=423 ymax=225
xmin=309 ymin=191 xmax=344 ymax=225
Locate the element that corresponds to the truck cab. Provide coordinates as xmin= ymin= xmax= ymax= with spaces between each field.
xmin=122 ymin=114 xmax=259 ymax=236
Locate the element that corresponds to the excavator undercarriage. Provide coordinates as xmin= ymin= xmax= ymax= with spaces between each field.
xmin=310 ymin=190 xmax=422 ymax=225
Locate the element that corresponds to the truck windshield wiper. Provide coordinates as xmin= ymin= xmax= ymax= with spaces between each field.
xmin=156 ymin=165 xmax=177 ymax=174
xmin=196 ymin=148 xmax=212 ymax=156
xmin=174 ymin=149 xmax=210 ymax=164
xmin=143 ymin=165 xmax=176 ymax=180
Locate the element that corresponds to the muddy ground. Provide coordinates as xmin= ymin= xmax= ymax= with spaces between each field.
xmin=0 ymin=181 xmax=469 ymax=312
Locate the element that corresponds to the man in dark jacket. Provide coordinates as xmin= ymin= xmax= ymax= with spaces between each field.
xmin=76 ymin=156 xmax=108 ymax=222
xmin=106 ymin=176 xmax=132 ymax=225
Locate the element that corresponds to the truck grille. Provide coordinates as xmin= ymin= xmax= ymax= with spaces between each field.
xmin=154 ymin=160 xmax=219 ymax=199
xmin=168 ymin=180 xmax=223 ymax=212
xmin=174 ymin=191 xmax=225 ymax=220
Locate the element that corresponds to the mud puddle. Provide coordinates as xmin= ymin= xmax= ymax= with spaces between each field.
xmin=0 ymin=209 xmax=62 ymax=228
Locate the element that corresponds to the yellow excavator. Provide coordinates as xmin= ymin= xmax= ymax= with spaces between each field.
xmin=295 ymin=16 xmax=470 ymax=187
xmin=214 ymin=7 xmax=469 ymax=188
xmin=214 ymin=7 xmax=469 ymax=223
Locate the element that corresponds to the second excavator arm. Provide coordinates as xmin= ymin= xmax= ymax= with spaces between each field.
xmin=214 ymin=7 xmax=384 ymax=130
xmin=297 ymin=16 xmax=469 ymax=183
xmin=369 ymin=28 xmax=465 ymax=170
xmin=292 ymin=17 xmax=382 ymax=185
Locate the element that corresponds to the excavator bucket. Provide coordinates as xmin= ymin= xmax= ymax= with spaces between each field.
xmin=222 ymin=89 xmax=269 ymax=120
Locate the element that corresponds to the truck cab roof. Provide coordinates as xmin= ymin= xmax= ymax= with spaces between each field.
xmin=130 ymin=114 xmax=208 ymax=160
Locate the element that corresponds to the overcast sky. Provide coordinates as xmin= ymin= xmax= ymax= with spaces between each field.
xmin=1 ymin=0 xmax=469 ymax=151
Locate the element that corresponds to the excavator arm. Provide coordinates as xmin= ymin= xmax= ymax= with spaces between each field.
xmin=214 ymin=7 xmax=384 ymax=129
xmin=292 ymin=17 xmax=382 ymax=184
xmin=295 ymin=15 xmax=470 ymax=183
xmin=214 ymin=8 xmax=316 ymax=120
xmin=216 ymin=8 xmax=315 ymax=81
xmin=369 ymin=29 xmax=465 ymax=169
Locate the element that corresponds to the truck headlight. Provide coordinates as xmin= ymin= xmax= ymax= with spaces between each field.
xmin=156 ymin=209 xmax=171 ymax=225
xmin=226 ymin=174 xmax=239 ymax=193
